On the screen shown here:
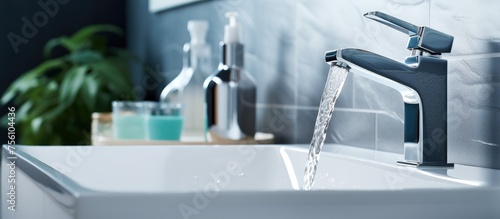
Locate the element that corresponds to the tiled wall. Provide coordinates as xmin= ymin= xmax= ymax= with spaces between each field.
xmin=128 ymin=0 xmax=500 ymax=169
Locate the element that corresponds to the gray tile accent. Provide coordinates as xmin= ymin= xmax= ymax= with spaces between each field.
xmin=257 ymin=106 xmax=298 ymax=144
xmin=294 ymin=108 xmax=317 ymax=144
xmin=447 ymin=57 xmax=500 ymax=169
xmin=329 ymin=110 xmax=377 ymax=149
xmin=376 ymin=112 xmax=404 ymax=154
xmin=296 ymin=108 xmax=377 ymax=149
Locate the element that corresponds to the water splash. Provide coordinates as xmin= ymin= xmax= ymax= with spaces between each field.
xmin=303 ymin=64 xmax=349 ymax=190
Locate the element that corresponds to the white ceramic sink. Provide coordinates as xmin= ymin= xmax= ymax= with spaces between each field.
xmin=2 ymin=145 xmax=500 ymax=219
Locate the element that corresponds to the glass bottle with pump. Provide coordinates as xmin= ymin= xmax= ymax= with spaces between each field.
xmin=204 ymin=12 xmax=256 ymax=141
xmin=161 ymin=20 xmax=212 ymax=140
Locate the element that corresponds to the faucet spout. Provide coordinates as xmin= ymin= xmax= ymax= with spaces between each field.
xmin=326 ymin=48 xmax=451 ymax=166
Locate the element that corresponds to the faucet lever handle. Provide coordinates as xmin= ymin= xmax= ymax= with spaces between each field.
xmin=364 ymin=11 xmax=454 ymax=55
xmin=364 ymin=11 xmax=419 ymax=35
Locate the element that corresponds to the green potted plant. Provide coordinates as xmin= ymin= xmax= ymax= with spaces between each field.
xmin=1 ymin=24 xmax=136 ymax=145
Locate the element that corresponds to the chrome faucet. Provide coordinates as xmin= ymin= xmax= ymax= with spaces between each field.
xmin=325 ymin=11 xmax=454 ymax=166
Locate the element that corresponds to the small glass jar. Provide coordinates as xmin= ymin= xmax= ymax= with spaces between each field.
xmin=91 ymin=112 xmax=113 ymax=145
xmin=112 ymin=101 xmax=148 ymax=140
xmin=146 ymin=102 xmax=183 ymax=141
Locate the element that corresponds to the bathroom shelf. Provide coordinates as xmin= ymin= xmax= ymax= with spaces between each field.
xmin=92 ymin=132 xmax=275 ymax=146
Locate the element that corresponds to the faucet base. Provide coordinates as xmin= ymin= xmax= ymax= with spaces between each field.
xmin=397 ymin=160 xmax=454 ymax=167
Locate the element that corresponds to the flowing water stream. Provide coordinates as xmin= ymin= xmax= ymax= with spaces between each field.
xmin=303 ymin=65 xmax=349 ymax=190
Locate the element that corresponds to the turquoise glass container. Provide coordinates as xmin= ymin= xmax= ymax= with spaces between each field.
xmin=146 ymin=102 xmax=183 ymax=141
xmin=112 ymin=101 xmax=148 ymax=140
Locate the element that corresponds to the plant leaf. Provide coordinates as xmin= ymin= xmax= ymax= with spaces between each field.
xmin=15 ymin=79 xmax=40 ymax=100
xmin=43 ymin=36 xmax=79 ymax=57
xmin=1 ymin=88 xmax=16 ymax=106
xmin=0 ymin=114 xmax=7 ymax=128
xmin=89 ymin=35 xmax=108 ymax=53
xmin=31 ymin=117 xmax=43 ymax=135
xmin=70 ymin=24 xmax=122 ymax=45
xmin=23 ymin=97 xmax=58 ymax=122
xmin=66 ymin=50 xmax=104 ymax=64
xmin=46 ymin=80 xmax=58 ymax=93
xmin=80 ymin=74 xmax=99 ymax=110
xmin=59 ymin=66 xmax=87 ymax=104
xmin=2 ymin=58 xmax=66 ymax=105
xmin=91 ymin=61 xmax=132 ymax=95
xmin=5 ymin=24 xmax=136 ymax=145
xmin=43 ymin=38 xmax=61 ymax=58
xmin=16 ymin=100 xmax=33 ymax=123
xmin=44 ymin=103 xmax=68 ymax=121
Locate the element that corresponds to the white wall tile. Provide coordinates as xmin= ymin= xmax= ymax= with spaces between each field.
xmin=448 ymin=57 xmax=500 ymax=151
xmin=431 ymin=0 xmax=500 ymax=55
